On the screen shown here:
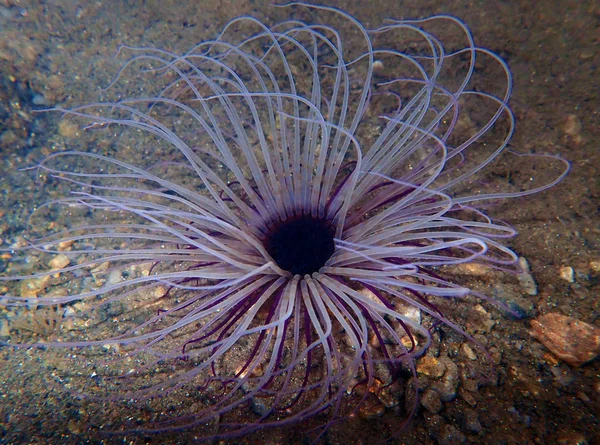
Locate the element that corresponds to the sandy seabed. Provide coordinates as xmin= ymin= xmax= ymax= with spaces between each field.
xmin=0 ymin=1 xmax=598 ymax=444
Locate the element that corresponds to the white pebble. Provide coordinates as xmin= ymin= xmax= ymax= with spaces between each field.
xmin=517 ymin=257 xmax=538 ymax=296
xmin=559 ymin=266 xmax=574 ymax=283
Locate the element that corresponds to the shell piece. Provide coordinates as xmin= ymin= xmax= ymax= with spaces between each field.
xmin=530 ymin=313 xmax=600 ymax=367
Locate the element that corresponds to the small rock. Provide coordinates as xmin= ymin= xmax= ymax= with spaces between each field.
xmin=57 ymin=239 xmax=75 ymax=251
xmin=432 ymin=359 xmax=459 ymax=402
xmin=67 ymin=419 xmax=81 ymax=434
xmin=461 ymin=343 xmax=477 ymax=360
xmin=361 ymin=287 xmax=421 ymax=326
xmin=48 ymin=253 xmax=70 ymax=270
xmin=461 ymin=376 xmax=479 ymax=393
xmin=153 ymin=285 xmax=168 ymax=299
xmin=250 ymin=397 xmax=269 ymax=416
xmin=559 ymin=266 xmax=575 ymax=283
xmin=372 ymin=60 xmax=385 ymax=71
xmin=62 ymin=306 xmax=76 ymax=317
xmin=417 ymin=356 xmax=446 ymax=378
xmin=32 ymin=94 xmax=48 ymax=106
xmin=102 ymin=343 xmax=121 ymax=353
xmin=462 ymin=408 xmax=482 ymax=433
xmin=473 ymin=304 xmax=496 ymax=332
xmin=0 ymin=130 xmax=17 ymax=146
xmin=562 ymin=114 xmax=581 ymax=136
xmin=393 ymin=299 xmax=421 ymax=325
xmin=377 ymin=380 xmax=403 ymax=408
xmin=58 ymin=120 xmax=80 ymax=138
xmin=437 ymin=424 xmax=466 ymax=445
xmin=530 ymin=313 xmax=600 ymax=366
xmin=549 ymin=365 xmax=574 ymax=386
xmin=106 ymin=269 xmax=123 ymax=285
xmin=576 ymin=390 xmax=590 ymax=402
xmin=423 ymin=414 xmax=444 ymax=436
xmin=517 ymin=257 xmax=538 ymax=296
xmin=0 ymin=320 xmax=9 ymax=338
xmin=421 ymin=389 xmax=443 ymax=413
xmin=20 ymin=275 xmax=50 ymax=298
xmin=460 ymin=390 xmax=477 ymax=406
xmin=452 ymin=263 xmax=491 ymax=276
xmin=493 ymin=284 xmax=535 ymax=318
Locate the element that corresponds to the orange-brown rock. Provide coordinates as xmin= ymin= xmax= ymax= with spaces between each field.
xmin=530 ymin=313 xmax=600 ymax=367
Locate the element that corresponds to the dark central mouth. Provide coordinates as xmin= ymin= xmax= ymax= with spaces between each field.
xmin=263 ymin=214 xmax=336 ymax=276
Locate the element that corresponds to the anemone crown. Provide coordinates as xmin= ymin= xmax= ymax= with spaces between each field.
xmin=0 ymin=3 xmax=567 ymax=442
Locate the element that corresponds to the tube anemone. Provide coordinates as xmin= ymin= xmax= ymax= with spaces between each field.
xmin=0 ymin=3 xmax=568 ymax=442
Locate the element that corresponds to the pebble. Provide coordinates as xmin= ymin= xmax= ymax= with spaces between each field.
xmin=360 ymin=287 xmax=420 ymax=326
xmin=389 ymin=298 xmax=421 ymax=349
xmin=67 ymin=419 xmax=81 ymax=434
xmin=461 ymin=343 xmax=477 ymax=360
xmin=20 ymin=275 xmax=50 ymax=298
xmin=57 ymin=239 xmax=75 ymax=251
xmin=417 ymin=356 xmax=446 ymax=378
xmin=0 ymin=130 xmax=17 ymax=146
xmin=559 ymin=266 xmax=575 ymax=283
xmin=48 ymin=253 xmax=70 ymax=270
xmin=377 ymin=381 xmax=403 ymax=408
xmin=432 ymin=359 xmax=459 ymax=402
xmin=517 ymin=257 xmax=538 ymax=296
xmin=460 ymin=390 xmax=477 ymax=407
xmin=91 ymin=261 xmax=110 ymax=275
xmin=372 ymin=60 xmax=385 ymax=71
xmin=58 ymin=120 xmax=80 ymax=138
xmin=0 ymin=320 xmax=9 ymax=338
xmin=153 ymin=285 xmax=168 ymax=299
xmin=462 ymin=408 xmax=482 ymax=433
xmin=562 ymin=114 xmax=581 ymax=136
xmin=461 ymin=370 xmax=479 ymax=392
xmin=31 ymin=93 xmax=48 ymax=106
xmin=437 ymin=424 xmax=466 ymax=445
xmin=420 ymin=389 xmax=443 ymax=413
xmin=62 ymin=306 xmax=77 ymax=317
xmin=549 ymin=365 xmax=574 ymax=386
xmin=576 ymin=390 xmax=590 ymax=402
xmin=530 ymin=312 xmax=600 ymax=367
xmin=397 ymin=302 xmax=421 ymax=325
xmin=106 ymin=269 xmax=123 ymax=285
xmin=493 ymin=284 xmax=535 ymax=318
xmin=451 ymin=263 xmax=491 ymax=276
xmin=102 ymin=343 xmax=121 ymax=353
xmin=472 ymin=304 xmax=495 ymax=333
